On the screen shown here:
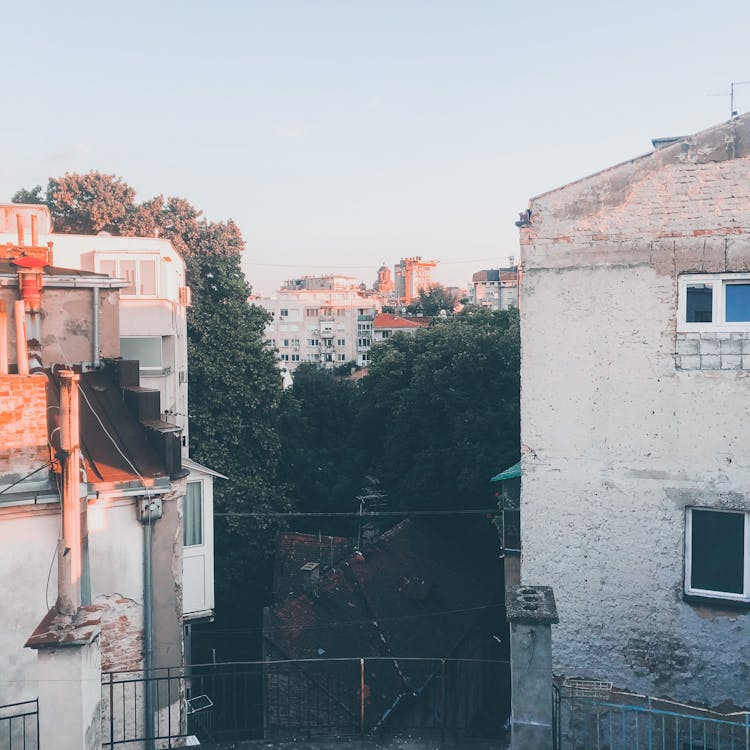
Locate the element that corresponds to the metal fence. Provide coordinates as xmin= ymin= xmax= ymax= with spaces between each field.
xmin=0 ymin=700 xmax=39 ymax=750
xmin=554 ymin=684 xmax=750 ymax=750
xmin=102 ymin=656 xmax=509 ymax=747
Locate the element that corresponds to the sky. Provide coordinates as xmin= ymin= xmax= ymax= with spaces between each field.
xmin=2 ymin=0 xmax=750 ymax=296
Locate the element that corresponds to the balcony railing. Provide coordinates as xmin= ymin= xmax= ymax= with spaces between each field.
xmin=102 ymin=656 xmax=508 ymax=747
xmin=0 ymin=699 xmax=39 ymax=750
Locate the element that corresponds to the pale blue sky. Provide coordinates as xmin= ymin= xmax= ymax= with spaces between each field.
xmin=3 ymin=0 xmax=749 ymax=295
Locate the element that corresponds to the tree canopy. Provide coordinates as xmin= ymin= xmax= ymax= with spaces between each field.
xmin=404 ymin=283 xmax=458 ymax=316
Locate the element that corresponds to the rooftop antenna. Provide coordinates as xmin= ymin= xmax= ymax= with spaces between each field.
xmin=708 ymin=80 xmax=750 ymax=119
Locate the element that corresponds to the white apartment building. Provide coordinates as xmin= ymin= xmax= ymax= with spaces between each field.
xmin=255 ymin=275 xmax=381 ymax=373
xmin=469 ymin=267 xmax=519 ymax=310
xmin=1 ymin=204 xmax=216 ymax=622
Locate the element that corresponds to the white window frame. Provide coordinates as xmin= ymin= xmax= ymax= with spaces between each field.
xmin=678 ymin=273 xmax=750 ymax=332
xmin=184 ymin=480 xmax=205 ymax=548
xmin=120 ymin=335 xmax=163 ymax=372
xmin=97 ymin=254 xmax=160 ymax=298
xmin=684 ymin=507 xmax=750 ymax=602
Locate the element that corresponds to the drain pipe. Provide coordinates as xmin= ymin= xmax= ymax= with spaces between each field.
xmin=139 ymin=495 xmax=162 ymax=750
xmin=143 ymin=515 xmax=155 ymax=750
xmin=92 ymin=287 xmax=100 ymax=368
xmin=0 ymin=301 xmax=8 ymax=374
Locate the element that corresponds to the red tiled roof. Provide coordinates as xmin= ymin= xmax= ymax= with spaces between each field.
xmin=373 ymin=313 xmax=430 ymax=329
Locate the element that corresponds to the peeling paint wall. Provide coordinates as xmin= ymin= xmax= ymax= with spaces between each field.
xmin=519 ymin=116 xmax=750 ymax=707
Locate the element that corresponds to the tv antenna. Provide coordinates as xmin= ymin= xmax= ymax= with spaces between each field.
xmin=708 ymin=80 xmax=750 ymax=119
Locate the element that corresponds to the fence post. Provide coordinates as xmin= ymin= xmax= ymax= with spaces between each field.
xmin=360 ymin=658 xmax=366 ymax=738
xmin=108 ymin=672 xmax=114 ymax=750
xmin=506 ymin=585 xmax=559 ymax=750
xmin=440 ymin=658 xmax=446 ymax=744
xmin=745 ymin=711 xmax=749 ymax=750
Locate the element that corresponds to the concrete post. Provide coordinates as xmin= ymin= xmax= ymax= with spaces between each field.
xmin=26 ymin=607 xmax=102 ymax=750
xmin=506 ymin=585 xmax=559 ymax=750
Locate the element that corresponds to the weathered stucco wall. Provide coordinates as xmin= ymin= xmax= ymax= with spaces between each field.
xmin=519 ymin=117 xmax=750 ymax=707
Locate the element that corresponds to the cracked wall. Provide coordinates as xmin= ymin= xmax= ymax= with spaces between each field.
xmin=519 ymin=116 xmax=750 ymax=707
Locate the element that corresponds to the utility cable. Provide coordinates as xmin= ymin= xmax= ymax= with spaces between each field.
xmin=0 ymin=462 xmax=53 ymax=496
xmin=215 ymin=508 xmax=499 ymax=518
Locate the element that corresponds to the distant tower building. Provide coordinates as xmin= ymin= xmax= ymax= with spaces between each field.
xmin=394 ymin=257 xmax=437 ymax=305
xmin=469 ymin=265 xmax=519 ymax=310
xmin=374 ymin=264 xmax=394 ymax=294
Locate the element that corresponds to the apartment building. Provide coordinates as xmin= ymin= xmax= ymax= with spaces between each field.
xmin=470 ymin=266 xmax=519 ymax=310
xmin=255 ymin=275 xmax=381 ymax=372
xmin=393 ymin=256 xmax=437 ymax=305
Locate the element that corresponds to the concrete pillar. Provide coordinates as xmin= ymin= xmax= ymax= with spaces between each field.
xmin=26 ymin=607 xmax=102 ymax=750
xmin=506 ymin=585 xmax=559 ymax=750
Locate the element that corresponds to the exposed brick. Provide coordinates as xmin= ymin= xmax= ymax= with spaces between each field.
xmin=700 ymin=355 xmax=720 ymax=370
xmin=721 ymin=355 xmax=742 ymax=370
xmin=720 ymin=339 xmax=743 ymax=355
xmin=699 ymin=339 xmax=720 ymax=356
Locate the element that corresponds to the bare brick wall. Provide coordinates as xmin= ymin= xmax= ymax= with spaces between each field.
xmin=91 ymin=595 xmax=144 ymax=673
xmin=0 ymin=375 xmax=49 ymax=480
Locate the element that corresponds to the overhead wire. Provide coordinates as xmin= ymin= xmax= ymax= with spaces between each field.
xmin=216 ymin=508 xmax=499 ymax=518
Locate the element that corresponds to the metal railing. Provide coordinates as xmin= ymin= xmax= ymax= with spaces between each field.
xmin=554 ymin=683 xmax=750 ymax=750
xmin=102 ymin=656 xmax=508 ymax=747
xmin=497 ymin=508 xmax=520 ymax=554
xmin=0 ymin=699 xmax=39 ymax=750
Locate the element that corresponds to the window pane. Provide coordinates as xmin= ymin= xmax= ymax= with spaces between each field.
xmin=725 ymin=283 xmax=750 ymax=322
xmin=120 ymin=337 xmax=162 ymax=368
xmin=139 ymin=260 xmax=157 ymax=296
xmin=184 ymin=482 xmax=203 ymax=546
xmin=119 ymin=260 xmax=137 ymax=295
xmin=686 ymin=284 xmax=712 ymax=322
xmin=691 ymin=509 xmax=744 ymax=594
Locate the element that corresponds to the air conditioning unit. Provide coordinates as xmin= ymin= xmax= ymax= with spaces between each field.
xmin=179 ymin=286 xmax=192 ymax=306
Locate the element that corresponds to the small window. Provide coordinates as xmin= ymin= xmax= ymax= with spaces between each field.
xmin=282 ymin=339 xmax=289 ymax=347
xmin=686 ymin=508 xmax=749 ymax=601
xmin=280 ymin=309 xmax=289 ymax=317
xmin=686 ymin=284 xmax=712 ymax=323
xmin=291 ymin=354 xmax=300 ymax=362
xmin=184 ymin=482 xmax=203 ymax=546
xmin=120 ymin=336 xmax=162 ymax=370
xmin=139 ymin=260 xmax=157 ymax=296
xmin=679 ymin=273 xmax=750 ymax=330
xmin=120 ymin=260 xmax=137 ymax=295
xmin=725 ymin=283 xmax=750 ymax=322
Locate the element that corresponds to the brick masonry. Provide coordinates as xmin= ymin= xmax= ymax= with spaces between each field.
xmin=675 ymin=332 xmax=750 ymax=370
xmin=0 ymin=375 xmax=49 ymax=479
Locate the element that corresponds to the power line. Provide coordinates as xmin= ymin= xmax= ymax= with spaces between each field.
xmin=215 ymin=508 xmax=499 ymax=519
xmin=193 ymin=603 xmax=505 ymax=636
xmin=0 ymin=461 xmax=53 ymax=496
xmin=245 ymin=257 xmax=505 ymax=270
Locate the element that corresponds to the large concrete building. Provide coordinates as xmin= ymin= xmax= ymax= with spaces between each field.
xmin=393 ymin=256 xmax=436 ymax=305
xmin=519 ymin=115 xmax=750 ymax=707
xmin=255 ymin=275 xmax=381 ymax=372
xmin=469 ymin=266 xmax=519 ymax=310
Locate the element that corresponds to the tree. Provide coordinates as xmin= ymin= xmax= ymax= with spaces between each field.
xmin=405 ymin=283 xmax=458 ymax=316
xmin=357 ymin=306 xmax=520 ymax=512
xmin=278 ymin=365 xmax=365 ymax=535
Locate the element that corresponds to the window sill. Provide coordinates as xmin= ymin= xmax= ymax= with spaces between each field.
xmin=683 ymin=593 xmax=750 ymax=612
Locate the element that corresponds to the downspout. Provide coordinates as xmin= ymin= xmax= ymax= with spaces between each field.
xmin=92 ymin=287 xmax=100 ymax=369
xmin=143 ymin=513 xmax=155 ymax=750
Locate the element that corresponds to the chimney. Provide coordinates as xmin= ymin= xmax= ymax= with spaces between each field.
xmin=300 ymin=562 xmax=320 ymax=596
xmin=57 ymin=370 xmax=83 ymax=617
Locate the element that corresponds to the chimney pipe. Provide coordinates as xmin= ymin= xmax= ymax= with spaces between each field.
xmin=13 ymin=300 xmax=28 ymax=375
xmin=31 ymin=215 xmax=38 ymax=247
xmin=0 ymin=302 xmax=7 ymax=375
xmin=57 ymin=370 xmax=82 ymax=617
xmin=16 ymin=214 xmax=24 ymax=246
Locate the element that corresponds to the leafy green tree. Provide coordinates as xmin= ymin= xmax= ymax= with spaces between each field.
xmin=358 ymin=306 xmax=520 ymax=511
xmin=405 ymin=283 xmax=458 ymax=316
xmin=278 ymin=364 xmax=364 ymax=535
xmin=12 ymin=185 xmax=45 ymax=204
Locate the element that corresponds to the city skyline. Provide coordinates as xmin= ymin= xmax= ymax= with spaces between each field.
xmin=2 ymin=1 xmax=749 ymax=295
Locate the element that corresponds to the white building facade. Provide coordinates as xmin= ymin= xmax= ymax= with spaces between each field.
xmin=519 ymin=116 xmax=750 ymax=708
xmin=255 ymin=275 xmax=381 ymax=372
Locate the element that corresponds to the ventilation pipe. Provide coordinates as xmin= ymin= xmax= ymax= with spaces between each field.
xmin=92 ymin=287 xmax=100 ymax=368
xmin=14 ymin=300 xmax=28 ymax=375
xmin=57 ymin=370 xmax=82 ymax=617
xmin=0 ymin=302 xmax=7 ymax=375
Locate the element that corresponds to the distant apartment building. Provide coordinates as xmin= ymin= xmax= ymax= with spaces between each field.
xmin=470 ymin=266 xmax=519 ymax=310
xmin=394 ymin=256 xmax=437 ymax=305
xmin=255 ymin=275 xmax=381 ymax=372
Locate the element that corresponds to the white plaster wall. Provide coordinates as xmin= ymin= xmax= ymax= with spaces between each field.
xmin=520 ymin=255 xmax=750 ymax=705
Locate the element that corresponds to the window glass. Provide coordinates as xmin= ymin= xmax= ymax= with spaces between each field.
xmin=120 ymin=337 xmax=162 ymax=369
xmin=686 ymin=285 xmax=712 ymax=322
xmin=725 ymin=283 xmax=750 ymax=322
xmin=184 ymin=482 xmax=203 ymax=546
xmin=139 ymin=260 xmax=157 ymax=295
xmin=120 ymin=260 xmax=137 ymax=295
xmin=691 ymin=509 xmax=744 ymax=594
